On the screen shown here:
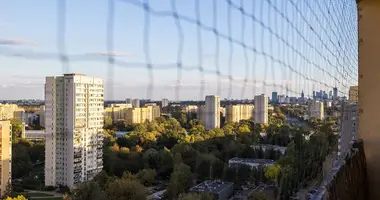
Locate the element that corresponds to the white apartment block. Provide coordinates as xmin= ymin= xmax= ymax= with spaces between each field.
xmin=162 ymin=98 xmax=169 ymax=108
xmin=226 ymin=104 xmax=254 ymax=123
xmin=254 ymin=94 xmax=268 ymax=124
xmin=308 ymin=100 xmax=324 ymax=120
xmin=204 ymin=95 xmax=220 ymax=130
xmin=44 ymin=74 xmax=104 ymax=188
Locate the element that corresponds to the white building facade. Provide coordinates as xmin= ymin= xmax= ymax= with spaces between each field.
xmin=204 ymin=95 xmax=220 ymax=130
xmin=254 ymin=94 xmax=268 ymax=124
xmin=44 ymin=74 xmax=104 ymax=188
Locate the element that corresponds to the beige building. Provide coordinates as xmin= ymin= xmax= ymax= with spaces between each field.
xmin=0 ymin=121 xmax=12 ymax=196
xmin=104 ymin=104 xmax=133 ymax=121
xmin=0 ymin=104 xmax=26 ymax=122
xmin=308 ymin=100 xmax=324 ymax=120
xmin=226 ymin=104 xmax=254 ymax=123
xmin=125 ymin=105 xmax=160 ymax=124
xmin=349 ymin=86 xmax=358 ymax=103
xmin=254 ymin=94 xmax=268 ymax=124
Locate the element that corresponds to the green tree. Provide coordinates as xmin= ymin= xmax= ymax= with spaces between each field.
xmin=104 ymin=116 xmax=113 ymax=128
xmin=72 ymin=181 xmax=106 ymax=200
xmin=106 ymin=179 xmax=146 ymax=200
xmin=5 ymin=196 xmax=27 ymax=200
xmin=249 ymin=191 xmax=271 ymax=200
xmin=93 ymin=170 xmax=114 ymax=190
xmin=12 ymin=143 xmax=33 ymax=178
xmin=165 ymin=163 xmax=194 ymax=199
xmin=264 ymin=164 xmax=281 ymax=186
xmin=11 ymin=119 xmax=23 ymax=142
xmin=136 ymin=168 xmax=157 ymax=186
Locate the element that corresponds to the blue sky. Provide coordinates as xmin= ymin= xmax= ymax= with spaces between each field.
xmin=0 ymin=0 xmax=358 ymax=100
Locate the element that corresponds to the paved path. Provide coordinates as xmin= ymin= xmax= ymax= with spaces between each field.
xmin=25 ymin=190 xmax=63 ymax=199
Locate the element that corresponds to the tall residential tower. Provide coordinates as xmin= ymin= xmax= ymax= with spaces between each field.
xmin=204 ymin=95 xmax=220 ymax=130
xmin=44 ymin=74 xmax=104 ymax=187
xmin=254 ymin=94 xmax=268 ymax=124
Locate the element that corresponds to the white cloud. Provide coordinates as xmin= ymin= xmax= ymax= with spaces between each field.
xmin=0 ymin=38 xmax=38 ymax=46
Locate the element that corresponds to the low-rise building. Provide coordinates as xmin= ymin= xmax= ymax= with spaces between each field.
xmin=251 ymin=144 xmax=287 ymax=155
xmin=22 ymin=130 xmax=47 ymax=141
xmin=228 ymin=158 xmax=275 ymax=169
xmin=0 ymin=103 xmax=26 ymax=122
xmin=189 ymin=180 xmax=234 ymax=200
xmin=308 ymin=100 xmax=324 ymax=120
xmin=225 ymin=104 xmax=254 ymax=123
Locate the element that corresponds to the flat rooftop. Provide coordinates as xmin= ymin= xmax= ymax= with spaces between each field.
xmin=189 ymin=180 xmax=233 ymax=194
xmin=229 ymin=157 xmax=275 ymax=165
xmin=251 ymin=144 xmax=287 ymax=151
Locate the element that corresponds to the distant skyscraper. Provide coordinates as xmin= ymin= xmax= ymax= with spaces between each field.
xmin=44 ymin=74 xmax=104 ymax=187
xmin=308 ymin=100 xmax=324 ymax=120
xmin=312 ymin=91 xmax=316 ymax=99
xmin=301 ymin=90 xmax=304 ymax=99
xmin=349 ymin=86 xmax=358 ymax=103
xmin=333 ymin=87 xmax=338 ymax=100
xmin=126 ymin=98 xmax=133 ymax=105
xmin=271 ymin=92 xmax=278 ymax=104
xmin=329 ymin=91 xmax=333 ymax=100
xmin=204 ymin=95 xmax=220 ymax=130
xmin=0 ymin=120 xmax=11 ymax=196
xmin=339 ymin=102 xmax=358 ymax=159
xmin=254 ymin=94 xmax=268 ymax=124
xmin=132 ymin=99 xmax=140 ymax=108
xmin=278 ymin=95 xmax=285 ymax=104
xmin=162 ymin=98 xmax=169 ymax=108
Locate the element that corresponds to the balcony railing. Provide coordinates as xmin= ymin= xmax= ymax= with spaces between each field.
xmin=312 ymin=139 xmax=368 ymax=200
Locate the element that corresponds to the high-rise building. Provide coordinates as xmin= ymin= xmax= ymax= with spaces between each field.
xmin=132 ymin=99 xmax=140 ymax=108
xmin=313 ymin=91 xmax=316 ymax=99
xmin=162 ymin=98 xmax=169 ymax=108
xmin=254 ymin=94 xmax=268 ymax=124
xmin=44 ymin=74 xmax=104 ymax=187
xmin=333 ymin=87 xmax=338 ymax=100
xmin=308 ymin=100 xmax=324 ymax=120
xmin=126 ymin=98 xmax=133 ymax=105
xmin=278 ymin=95 xmax=285 ymax=104
xmin=226 ymin=104 xmax=254 ymax=123
xmin=39 ymin=105 xmax=45 ymax=127
xmin=301 ymin=90 xmax=304 ymax=99
xmin=338 ymin=102 xmax=358 ymax=159
xmin=0 ymin=121 xmax=11 ymax=196
xmin=271 ymin=92 xmax=278 ymax=104
xmin=349 ymin=86 xmax=359 ymax=103
xmin=204 ymin=95 xmax=220 ymax=130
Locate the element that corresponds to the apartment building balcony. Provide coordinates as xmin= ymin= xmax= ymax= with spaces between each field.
xmin=312 ymin=140 xmax=368 ymax=200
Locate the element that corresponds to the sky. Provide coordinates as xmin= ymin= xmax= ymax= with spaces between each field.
xmin=0 ymin=0 xmax=358 ymax=100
